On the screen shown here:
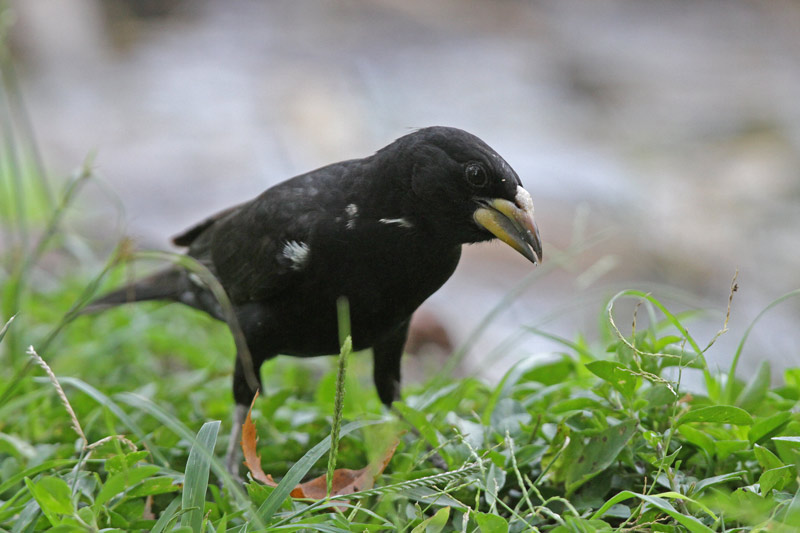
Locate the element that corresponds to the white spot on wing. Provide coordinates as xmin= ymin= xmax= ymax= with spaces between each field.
xmin=282 ymin=240 xmax=310 ymax=271
xmin=515 ymin=186 xmax=534 ymax=215
xmin=379 ymin=218 xmax=414 ymax=229
xmin=345 ymin=203 xmax=358 ymax=229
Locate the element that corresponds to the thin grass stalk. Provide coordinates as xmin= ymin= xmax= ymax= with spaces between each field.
xmin=327 ymin=345 xmax=351 ymax=497
xmin=606 ymin=290 xmax=712 ymax=393
xmin=326 ymin=336 xmax=351 ymax=497
xmin=326 ymin=297 xmax=352 ymax=496
xmin=276 ymin=462 xmax=482 ymax=525
xmin=505 ymin=433 xmax=536 ymax=517
xmin=724 ymin=288 xmax=800 ymax=404
xmin=26 ymin=346 xmax=87 ymax=446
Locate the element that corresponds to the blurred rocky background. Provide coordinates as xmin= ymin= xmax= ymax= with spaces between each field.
xmin=4 ymin=0 xmax=799 ymax=384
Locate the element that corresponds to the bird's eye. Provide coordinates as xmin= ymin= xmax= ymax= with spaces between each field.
xmin=465 ymin=162 xmax=488 ymax=187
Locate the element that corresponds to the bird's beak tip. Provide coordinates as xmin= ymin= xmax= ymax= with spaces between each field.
xmin=473 ymin=186 xmax=542 ymax=265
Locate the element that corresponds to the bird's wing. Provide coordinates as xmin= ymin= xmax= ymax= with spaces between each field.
xmin=200 ymin=168 xmax=351 ymax=305
xmin=171 ymin=203 xmax=245 ymax=247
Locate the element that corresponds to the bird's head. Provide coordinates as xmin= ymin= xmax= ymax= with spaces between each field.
xmin=393 ymin=126 xmax=542 ymax=264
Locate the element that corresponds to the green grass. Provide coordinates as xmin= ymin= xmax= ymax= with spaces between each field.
xmin=3 ymin=46 xmax=800 ymax=533
xmin=3 ymin=259 xmax=800 ymax=532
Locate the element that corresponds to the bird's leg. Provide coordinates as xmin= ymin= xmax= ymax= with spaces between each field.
xmin=224 ymin=402 xmax=249 ymax=479
xmin=375 ymin=320 xmax=449 ymax=471
xmin=372 ymin=320 xmax=411 ymax=406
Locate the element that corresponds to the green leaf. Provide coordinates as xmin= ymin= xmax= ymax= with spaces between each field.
xmin=714 ymin=440 xmax=748 ymax=461
xmin=481 ymin=462 xmax=506 ymax=508
xmin=591 ymin=490 xmax=714 ymax=533
xmin=10 ymin=498 xmax=41 ymax=533
xmin=490 ymin=398 xmax=531 ymax=437
xmin=394 ymin=402 xmax=441 ymax=448
xmin=483 ymin=355 xmax=550 ymax=426
xmin=652 ymin=334 xmax=684 ymax=352
xmin=127 ymin=476 xmax=180 ymax=498
xmin=564 ymin=419 xmax=637 ymax=494
xmin=749 ymin=412 xmax=791 ymax=444
xmin=759 ymin=465 xmax=794 ymax=494
xmin=735 ymin=360 xmax=770 ymax=411
xmin=76 ymin=506 xmax=96 ymax=528
xmin=678 ymin=425 xmax=715 ymax=455
xmin=95 ymin=465 xmax=160 ymax=507
xmin=784 ymin=486 xmax=800 ymax=527
xmin=692 ymin=471 xmax=746 ymax=496
xmin=585 ymin=361 xmax=637 ymax=399
xmin=411 ymin=506 xmax=450 ymax=533
xmin=677 ymin=405 xmax=753 ymax=426
xmin=474 ymin=511 xmax=509 ymax=533
xmin=25 ymin=476 xmax=74 ymax=525
xmin=521 ymin=356 xmax=575 ymax=386
xmin=557 ymin=516 xmax=614 ymax=532
xmin=754 ymin=443 xmax=785 ymax=471
xmin=0 ymin=459 xmax=77 ymax=495
xmin=550 ymin=397 xmax=606 ymax=414
xmin=643 ymin=384 xmax=678 ymax=407
xmin=105 ymin=451 xmax=151 ymax=475
xmin=181 ymin=420 xmax=220 ymax=532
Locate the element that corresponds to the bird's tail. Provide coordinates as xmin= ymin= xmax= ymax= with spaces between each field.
xmin=81 ymin=268 xmax=187 ymax=314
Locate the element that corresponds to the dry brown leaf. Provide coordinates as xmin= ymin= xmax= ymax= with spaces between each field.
xmin=290 ymin=439 xmax=399 ymax=499
xmin=241 ymin=402 xmax=398 ymax=499
xmin=240 ymin=391 xmax=278 ymax=487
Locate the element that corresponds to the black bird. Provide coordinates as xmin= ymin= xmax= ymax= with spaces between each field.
xmin=87 ymin=126 xmax=542 ymax=472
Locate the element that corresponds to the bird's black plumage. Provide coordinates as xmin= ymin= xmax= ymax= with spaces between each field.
xmin=87 ymin=126 xmax=542 ymax=471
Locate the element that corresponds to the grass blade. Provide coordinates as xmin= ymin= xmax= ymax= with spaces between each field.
xmin=0 ymin=314 xmax=14 ymax=343
xmin=182 ymin=421 xmax=220 ymax=532
xmin=115 ymin=391 xmax=263 ymax=529
xmin=150 ymin=496 xmax=182 ymax=533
